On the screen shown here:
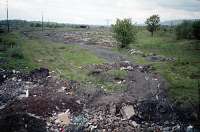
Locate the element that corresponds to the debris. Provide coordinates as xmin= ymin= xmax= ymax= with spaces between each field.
xmin=30 ymin=68 xmax=49 ymax=80
xmin=110 ymin=104 xmax=116 ymax=115
xmin=117 ymin=81 xmax=122 ymax=84
xmin=120 ymin=105 xmax=135 ymax=120
xmin=55 ymin=111 xmax=70 ymax=126
xmin=25 ymin=89 xmax=29 ymax=97
xmin=131 ymin=121 xmax=139 ymax=127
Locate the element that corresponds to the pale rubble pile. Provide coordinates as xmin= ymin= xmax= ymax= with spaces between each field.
xmin=128 ymin=49 xmax=176 ymax=62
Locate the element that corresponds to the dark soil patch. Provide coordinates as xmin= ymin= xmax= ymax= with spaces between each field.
xmin=0 ymin=113 xmax=47 ymax=132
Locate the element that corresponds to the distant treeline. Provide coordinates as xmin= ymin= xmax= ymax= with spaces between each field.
xmin=0 ymin=20 xmax=91 ymax=31
xmin=0 ymin=20 xmax=66 ymax=29
xmin=175 ymin=20 xmax=200 ymax=40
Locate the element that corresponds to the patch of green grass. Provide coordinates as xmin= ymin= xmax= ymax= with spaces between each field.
xmin=22 ymin=38 xmax=105 ymax=81
xmin=0 ymin=32 xmax=33 ymax=72
xmin=107 ymin=69 xmax=128 ymax=80
xmin=103 ymin=82 xmax=127 ymax=92
xmin=120 ymin=30 xmax=200 ymax=104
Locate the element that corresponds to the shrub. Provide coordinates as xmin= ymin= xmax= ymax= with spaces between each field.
xmin=112 ymin=19 xmax=137 ymax=48
xmin=7 ymin=46 xmax=24 ymax=59
xmin=175 ymin=21 xmax=193 ymax=39
xmin=192 ymin=20 xmax=200 ymax=40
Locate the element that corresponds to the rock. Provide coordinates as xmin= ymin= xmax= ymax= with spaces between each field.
xmin=55 ymin=112 xmax=70 ymax=126
xmin=120 ymin=105 xmax=135 ymax=120
xmin=131 ymin=121 xmax=139 ymax=127
xmin=89 ymin=125 xmax=97 ymax=131
xmin=110 ymin=104 xmax=116 ymax=115
xmin=163 ymin=127 xmax=171 ymax=132
xmin=186 ymin=125 xmax=194 ymax=132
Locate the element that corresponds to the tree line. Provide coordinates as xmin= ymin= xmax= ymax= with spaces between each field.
xmin=112 ymin=15 xmax=200 ymax=48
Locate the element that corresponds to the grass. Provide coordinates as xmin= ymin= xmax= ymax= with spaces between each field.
xmin=0 ymin=32 xmax=105 ymax=82
xmin=107 ymin=69 xmax=128 ymax=80
xmin=0 ymin=32 xmax=33 ymax=71
xmin=123 ymin=30 xmax=200 ymax=104
xmin=22 ymin=38 xmax=105 ymax=81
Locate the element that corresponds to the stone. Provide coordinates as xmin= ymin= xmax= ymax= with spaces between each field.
xmin=120 ymin=105 xmax=135 ymax=120
xmin=110 ymin=104 xmax=116 ymax=115
xmin=55 ymin=112 xmax=70 ymax=126
xmin=131 ymin=121 xmax=139 ymax=127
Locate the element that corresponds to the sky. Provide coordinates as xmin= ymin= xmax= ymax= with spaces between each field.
xmin=0 ymin=0 xmax=200 ymax=25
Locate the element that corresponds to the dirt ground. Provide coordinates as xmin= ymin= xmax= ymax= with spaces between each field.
xmin=0 ymin=29 xmax=199 ymax=132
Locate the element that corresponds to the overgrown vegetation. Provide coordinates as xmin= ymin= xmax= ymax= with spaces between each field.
xmin=176 ymin=20 xmax=200 ymax=40
xmin=112 ymin=19 xmax=137 ymax=48
xmin=0 ymin=32 xmax=31 ymax=71
xmin=124 ymin=30 xmax=200 ymax=104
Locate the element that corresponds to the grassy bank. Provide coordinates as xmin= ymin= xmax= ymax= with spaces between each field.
xmin=0 ymin=32 xmax=105 ymax=81
xmin=122 ymin=30 xmax=200 ymax=104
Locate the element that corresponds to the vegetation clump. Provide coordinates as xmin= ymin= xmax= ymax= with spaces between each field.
xmin=175 ymin=20 xmax=200 ymax=40
xmin=112 ymin=19 xmax=137 ymax=48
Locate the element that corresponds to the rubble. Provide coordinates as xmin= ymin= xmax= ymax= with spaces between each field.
xmin=54 ymin=111 xmax=70 ymax=126
xmin=146 ymin=55 xmax=176 ymax=62
xmin=120 ymin=105 xmax=135 ymax=120
xmin=0 ymin=67 xmax=199 ymax=131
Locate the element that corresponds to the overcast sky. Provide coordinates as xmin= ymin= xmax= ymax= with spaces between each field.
xmin=0 ymin=0 xmax=200 ymax=25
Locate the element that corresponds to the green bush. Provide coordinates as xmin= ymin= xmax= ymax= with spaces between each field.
xmin=192 ymin=20 xmax=200 ymax=40
xmin=7 ymin=46 xmax=24 ymax=59
xmin=112 ymin=19 xmax=137 ymax=48
xmin=175 ymin=21 xmax=193 ymax=39
xmin=175 ymin=20 xmax=200 ymax=40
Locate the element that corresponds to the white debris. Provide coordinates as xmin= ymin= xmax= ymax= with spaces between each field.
xmin=25 ymin=89 xmax=29 ymax=97
xmin=117 ymin=81 xmax=122 ymax=84
xmin=120 ymin=67 xmax=126 ymax=70
xmin=152 ymin=78 xmax=158 ymax=81
xmin=12 ymin=77 xmax=17 ymax=81
xmin=120 ymin=105 xmax=135 ymax=120
xmin=145 ymin=76 xmax=149 ymax=81
xmin=12 ymin=70 xmax=16 ymax=74
xmin=131 ymin=121 xmax=139 ymax=127
xmin=55 ymin=110 xmax=70 ymax=126
xmin=123 ymin=61 xmax=130 ymax=64
xmin=61 ymin=87 xmax=66 ymax=90
xmin=127 ymin=66 xmax=133 ymax=70
xmin=76 ymin=100 xmax=81 ymax=104
xmin=90 ymin=125 xmax=97 ymax=131
xmin=138 ymin=66 xmax=143 ymax=69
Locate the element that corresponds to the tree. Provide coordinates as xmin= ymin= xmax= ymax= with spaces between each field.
xmin=112 ymin=19 xmax=137 ymax=48
xmin=145 ymin=15 xmax=160 ymax=36
xmin=175 ymin=21 xmax=193 ymax=39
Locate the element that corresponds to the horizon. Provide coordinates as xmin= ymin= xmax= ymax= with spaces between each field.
xmin=0 ymin=0 xmax=200 ymax=25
